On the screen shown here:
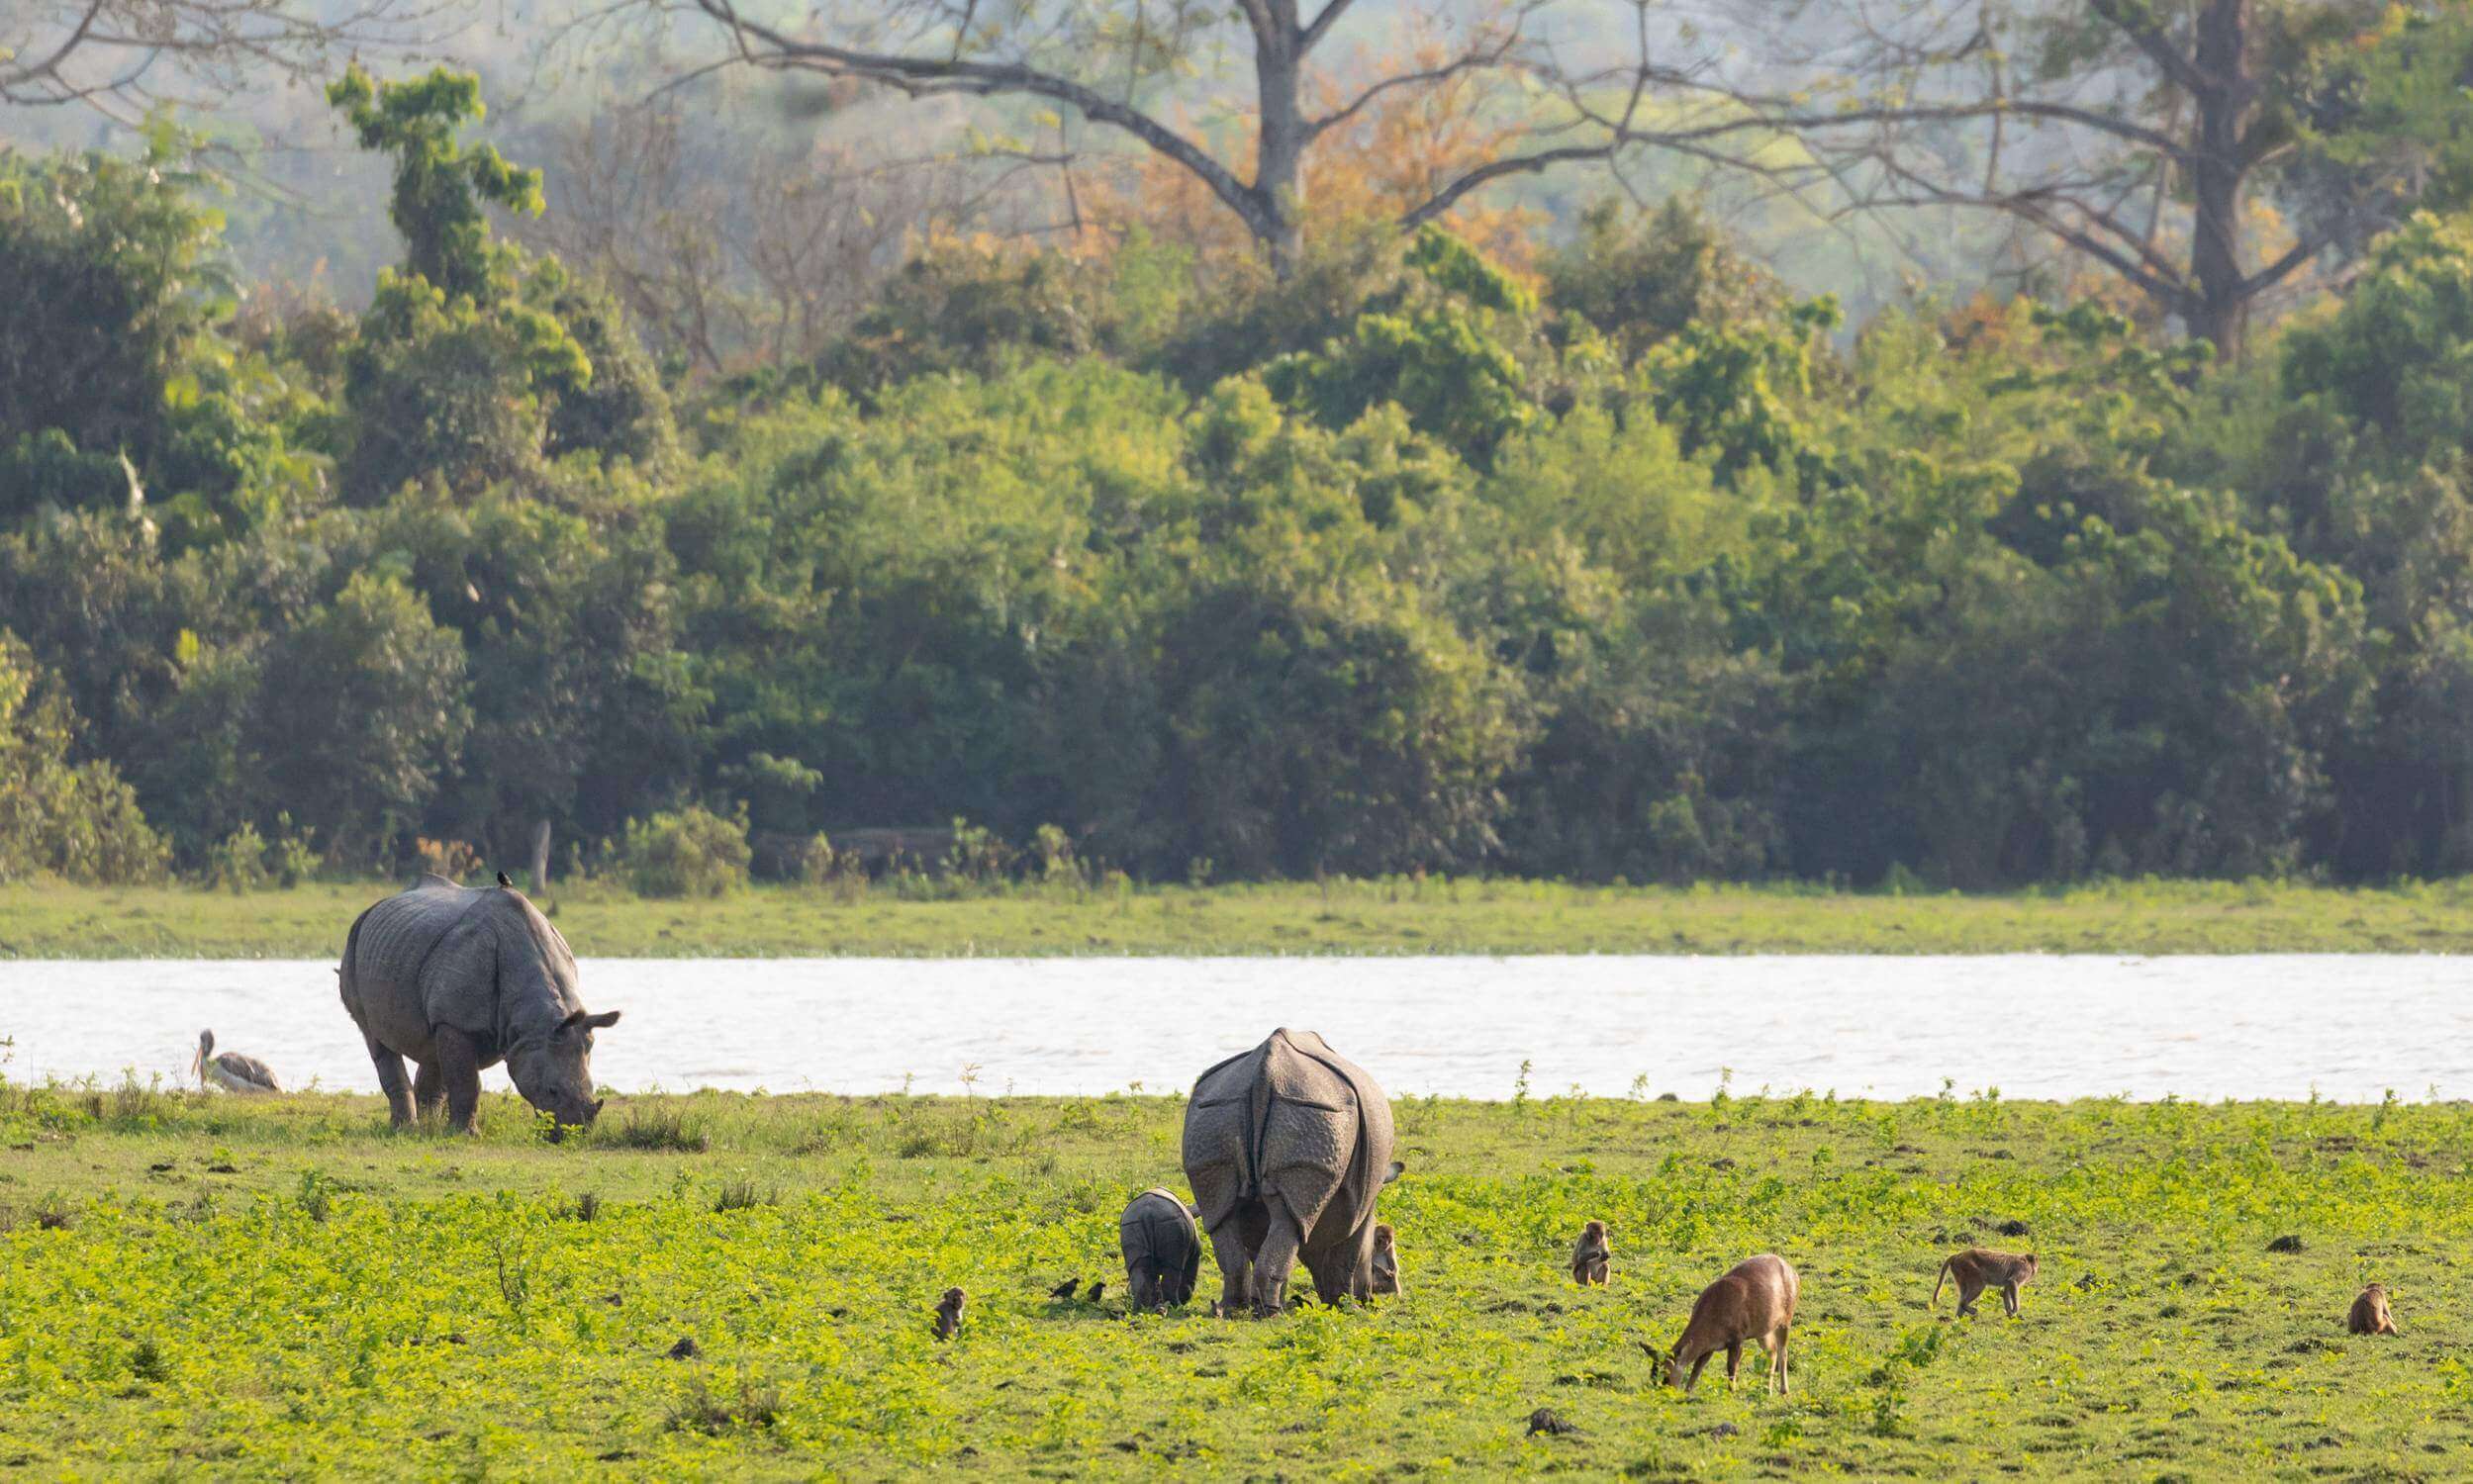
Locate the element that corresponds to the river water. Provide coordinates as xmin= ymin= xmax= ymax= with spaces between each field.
xmin=5 ymin=955 xmax=2466 ymax=1103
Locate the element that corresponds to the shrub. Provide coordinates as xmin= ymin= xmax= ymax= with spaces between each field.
xmin=203 ymin=823 xmax=269 ymax=893
xmin=268 ymin=813 xmax=320 ymax=887
xmin=414 ymin=837 xmax=482 ymax=881
xmin=621 ymin=805 xmax=751 ymax=898
xmin=0 ymin=631 xmax=170 ymax=885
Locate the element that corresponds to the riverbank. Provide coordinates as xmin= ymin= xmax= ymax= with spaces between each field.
xmin=0 ymin=1089 xmax=2463 ymax=1477
xmin=6 ymin=876 xmax=2473 ymax=958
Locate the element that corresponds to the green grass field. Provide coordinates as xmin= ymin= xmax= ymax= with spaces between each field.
xmin=10 ymin=875 xmax=2473 ymax=958
xmin=2 ymin=1085 xmax=2466 ymax=1477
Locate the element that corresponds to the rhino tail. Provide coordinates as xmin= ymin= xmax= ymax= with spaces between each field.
xmin=338 ymin=906 xmax=370 ymax=1017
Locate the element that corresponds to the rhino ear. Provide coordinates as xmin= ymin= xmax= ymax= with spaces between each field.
xmin=1383 ymin=1160 xmax=1404 ymax=1185
xmin=582 ymin=1009 xmax=621 ymax=1030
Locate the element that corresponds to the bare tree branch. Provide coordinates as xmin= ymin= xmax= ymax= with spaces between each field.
xmin=2 ymin=0 xmax=439 ymax=114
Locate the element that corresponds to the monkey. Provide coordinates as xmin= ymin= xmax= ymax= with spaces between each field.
xmin=2346 ymin=1282 xmax=2401 ymax=1337
xmin=1048 ymin=1277 xmax=1080 ymax=1299
xmin=1370 ymin=1223 xmax=1402 ymax=1296
xmin=1570 ymin=1220 xmax=1612 ymax=1286
xmin=933 ymin=1286 xmax=966 ymax=1340
xmin=1932 ymin=1248 xmax=2038 ymax=1318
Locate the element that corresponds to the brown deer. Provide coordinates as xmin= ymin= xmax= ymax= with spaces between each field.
xmin=1643 ymin=1253 xmax=1798 ymax=1394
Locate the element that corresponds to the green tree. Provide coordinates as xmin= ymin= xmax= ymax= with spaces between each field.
xmin=1263 ymin=228 xmax=1543 ymax=467
xmin=0 ymin=630 xmax=167 ymax=884
xmin=252 ymin=572 xmax=468 ymax=864
xmin=330 ymin=65 xmax=673 ymax=503
xmin=0 ymin=134 xmax=316 ymax=541
xmin=356 ymin=479 xmax=701 ymax=879
xmin=1541 ymin=199 xmax=1784 ymax=367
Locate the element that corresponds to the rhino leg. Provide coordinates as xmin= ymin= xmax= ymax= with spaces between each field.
xmin=1252 ymin=1201 xmax=1304 ymax=1317
xmin=413 ymin=1060 xmax=445 ymax=1122
xmin=1207 ymin=1222 xmax=1253 ymax=1316
xmin=435 ymin=1025 xmax=483 ymax=1135
xmin=1304 ymin=1220 xmax=1375 ymax=1306
xmin=365 ymin=1036 xmax=416 ymax=1127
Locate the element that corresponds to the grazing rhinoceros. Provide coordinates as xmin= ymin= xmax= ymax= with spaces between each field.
xmin=339 ymin=874 xmax=618 ymax=1133
xmin=1182 ymin=1028 xmax=1400 ymax=1316
xmin=1119 ymin=1187 xmax=1203 ymax=1309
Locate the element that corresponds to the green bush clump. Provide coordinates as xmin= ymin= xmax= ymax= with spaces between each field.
xmin=620 ymin=805 xmax=751 ymax=898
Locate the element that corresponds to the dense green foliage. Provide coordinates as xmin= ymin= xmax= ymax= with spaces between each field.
xmin=3 ymin=1089 xmax=2470 ymax=1477
xmin=6 ymin=67 xmax=2473 ymax=889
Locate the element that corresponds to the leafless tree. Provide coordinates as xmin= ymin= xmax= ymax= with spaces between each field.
xmin=3 ymin=0 xmax=441 ymax=117
xmin=1703 ymin=0 xmax=2416 ymax=361
xmin=522 ymin=99 xmax=1036 ymax=374
xmin=665 ymin=0 xmax=1744 ymax=275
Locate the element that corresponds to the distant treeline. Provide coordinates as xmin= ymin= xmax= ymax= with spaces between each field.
xmin=5 ymin=65 xmax=2473 ymax=891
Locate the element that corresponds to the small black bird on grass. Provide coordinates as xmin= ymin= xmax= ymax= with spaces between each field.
xmin=496 ymin=871 xmax=514 ymax=888
xmin=1084 ymin=1281 xmax=1105 ymax=1305
xmin=1048 ymin=1277 xmax=1080 ymax=1299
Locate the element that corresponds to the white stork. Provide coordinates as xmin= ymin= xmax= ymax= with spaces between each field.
xmin=192 ymin=1029 xmax=281 ymax=1094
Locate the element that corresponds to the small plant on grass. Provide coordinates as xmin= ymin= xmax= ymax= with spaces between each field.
xmin=296 ymin=1168 xmax=334 ymax=1223
xmin=712 ymin=1179 xmax=778 ymax=1213
xmin=495 ymin=1240 xmax=532 ymax=1330
xmin=595 ymin=1107 xmax=710 ymax=1153
xmin=32 ymin=1191 xmax=72 ymax=1230
xmin=667 ymin=1376 xmax=783 ymax=1436
xmin=129 ymin=1337 xmax=168 ymax=1383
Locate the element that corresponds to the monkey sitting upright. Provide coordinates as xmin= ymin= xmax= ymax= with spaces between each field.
xmin=1932 ymin=1249 xmax=2038 ymax=1318
xmin=933 ymin=1286 xmax=966 ymax=1340
xmin=1570 ymin=1220 xmax=1612 ymax=1286
xmin=2346 ymin=1282 xmax=2401 ymax=1336
xmin=1370 ymin=1223 xmax=1402 ymax=1296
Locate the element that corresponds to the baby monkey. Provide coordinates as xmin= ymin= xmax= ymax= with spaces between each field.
xmin=1370 ymin=1223 xmax=1402 ymax=1295
xmin=2346 ymin=1282 xmax=2401 ymax=1337
xmin=933 ymin=1286 xmax=966 ymax=1340
xmin=1932 ymin=1248 xmax=2038 ymax=1318
xmin=1570 ymin=1220 xmax=1612 ymax=1286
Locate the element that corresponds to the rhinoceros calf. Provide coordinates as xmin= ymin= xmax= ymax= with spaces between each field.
xmin=1119 ymin=1187 xmax=1203 ymax=1308
xmin=339 ymin=874 xmax=619 ymax=1133
xmin=1182 ymin=1028 xmax=1401 ymax=1316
